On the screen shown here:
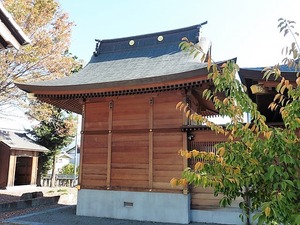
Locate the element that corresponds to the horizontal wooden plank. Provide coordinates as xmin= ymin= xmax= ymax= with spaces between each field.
xmin=153 ymin=158 xmax=182 ymax=166
xmin=112 ymin=133 xmax=149 ymax=142
xmin=153 ymin=133 xmax=182 ymax=141
xmin=152 ymin=182 xmax=183 ymax=190
xmin=83 ymin=135 xmax=108 ymax=146
xmin=82 ymin=164 xmax=107 ymax=174
xmin=191 ymin=187 xmax=216 ymax=193
xmin=112 ymin=146 xmax=148 ymax=152
xmin=84 ymin=147 xmax=108 ymax=154
xmin=111 ymin=168 xmax=148 ymax=175
xmin=113 ymin=124 xmax=148 ymax=130
xmin=191 ymin=131 xmax=228 ymax=142
xmin=85 ymin=122 xmax=109 ymax=131
xmin=112 ymin=153 xmax=149 ymax=164
xmin=113 ymin=107 xmax=149 ymax=115
xmin=153 ymin=153 xmax=181 ymax=161
xmin=82 ymin=153 xmax=107 ymax=164
xmin=81 ymin=179 xmax=106 ymax=187
xmin=152 ymin=146 xmax=179 ymax=154
xmin=111 ymin=173 xmax=148 ymax=181
xmin=111 ymin=180 xmax=148 ymax=188
xmin=154 ymin=170 xmax=182 ymax=178
xmin=153 ymin=119 xmax=183 ymax=128
xmin=112 ymin=141 xmax=148 ymax=148
xmin=153 ymin=164 xmax=183 ymax=171
xmin=153 ymin=177 xmax=176 ymax=183
xmin=111 ymin=163 xmax=148 ymax=169
xmin=82 ymin=174 xmax=107 ymax=180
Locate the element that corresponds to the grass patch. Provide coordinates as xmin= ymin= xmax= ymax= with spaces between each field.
xmin=57 ymin=189 xmax=68 ymax=193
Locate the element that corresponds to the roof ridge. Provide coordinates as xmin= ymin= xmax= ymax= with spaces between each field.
xmin=95 ymin=22 xmax=207 ymax=43
xmin=93 ymin=22 xmax=207 ymax=56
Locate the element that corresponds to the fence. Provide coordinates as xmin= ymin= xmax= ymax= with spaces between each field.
xmin=41 ymin=174 xmax=78 ymax=187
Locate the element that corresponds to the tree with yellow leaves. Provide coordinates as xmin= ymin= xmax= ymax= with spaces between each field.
xmin=0 ymin=0 xmax=82 ymax=112
xmin=173 ymin=19 xmax=300 ymax=225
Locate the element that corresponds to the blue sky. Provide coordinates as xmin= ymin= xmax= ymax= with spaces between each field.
xmin=1 ymin=0 xmax=299 ymax=130
xmin=60 ymin=0 xmax=299 ymax=67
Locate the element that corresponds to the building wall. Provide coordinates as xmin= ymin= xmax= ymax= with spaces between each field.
xmin=0 ymin=143 xmax=10 ymax=188
xmin=80 ymin=91 xmax=185 ymax=192
xmin=188 ymin=130 xmax=242 ymax=210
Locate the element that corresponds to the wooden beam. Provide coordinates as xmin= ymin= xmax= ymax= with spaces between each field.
xmin=78 ymin=102 xmax=85 ymax=185
xmin=149 ymin=97 xmax=154 ymax=190
xmin=7 ymin=151 xmax=16 ymax=187
xmin=31 ymin=153 xmax=38 ymax=185
xmin=106 ymin=100 xmax=113 ymax=189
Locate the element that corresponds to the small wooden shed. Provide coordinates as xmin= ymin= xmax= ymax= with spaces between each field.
xmin=0 ymin=130 xmax=48 ymax=188
xmin=16 ymin=24 xmax=242 ymax=224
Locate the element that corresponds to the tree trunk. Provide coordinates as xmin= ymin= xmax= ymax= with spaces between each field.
xmin=50 ymin=155 xmax=56 ymax=187
xmin=244 ymin=187 xmax=251 ymax=225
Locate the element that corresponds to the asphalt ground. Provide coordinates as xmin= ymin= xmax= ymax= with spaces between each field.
xmin=3 ymin=205 xmax=220 ymax=225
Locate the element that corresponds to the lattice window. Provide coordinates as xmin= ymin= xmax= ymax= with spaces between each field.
xmin=188 ymin=141 xmax=222 ymax=167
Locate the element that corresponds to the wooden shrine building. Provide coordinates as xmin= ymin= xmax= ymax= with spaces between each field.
xmin=0 ymin=131 xmax=48 ymax=188
xmin=16 ymin=24 xmax=243 ymax=224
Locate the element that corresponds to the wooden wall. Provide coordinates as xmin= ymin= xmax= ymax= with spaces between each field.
xmin=188 ymin=130 xmax=237 ymax=209
xmin=0 ymin=143 xmax=10 ymax=188
xmin=80 ymin=91 xmax=185 ymax=192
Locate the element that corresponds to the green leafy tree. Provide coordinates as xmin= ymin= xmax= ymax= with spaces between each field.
xmin=60 ymin=163 xmax=79 ymax=176
xmin=172 ymin=19 xmax=300 ymax=225
xmin=29 ymin=106 xmax=76 ymax=187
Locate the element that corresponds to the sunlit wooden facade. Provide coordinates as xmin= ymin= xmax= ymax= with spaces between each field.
xmin=16 ymin=24 xmax=242 ymax=224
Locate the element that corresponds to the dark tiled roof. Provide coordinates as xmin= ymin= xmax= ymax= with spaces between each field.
xmin=0 ymin=130 xmax=48 ymax=152
xmin=16 ymin=23 xmax=211 ymax=93
xmin=239 ymin=64 xmax=299 ymax=85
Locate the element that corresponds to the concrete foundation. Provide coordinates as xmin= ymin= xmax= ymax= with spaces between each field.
xmin=191 ymin=208 xmax=244 ymax=225
xmin=76 ymin=189 xmax=190 ymax=224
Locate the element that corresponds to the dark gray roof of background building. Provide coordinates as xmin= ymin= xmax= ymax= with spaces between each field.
xmin=239 ymin=64 xmax=299 ymax=85
xmin=0 ymin=130 xmax=48 ymax=152
xmin=16 ymin=22 xmax=211 ymax=93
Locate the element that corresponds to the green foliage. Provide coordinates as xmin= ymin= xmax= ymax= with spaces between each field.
xmin=29 ymin=106 xmax=76 ymax=175
xmin=60 ymin=163 xmax=78 ymax=175
xmin=174 ymin=19 xmax=300 ymax=225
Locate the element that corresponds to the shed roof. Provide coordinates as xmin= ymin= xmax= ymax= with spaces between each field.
xmin=0 ymin=130 xmax=48 ymax=152
xmin=0 ymin=2 xmax=30 ymax=49
xmin=239 ymin=64 xmax=299 ymax=86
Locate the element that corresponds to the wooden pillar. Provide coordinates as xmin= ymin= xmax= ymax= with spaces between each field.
xmin=182 ymin=95 xmax=189 ymax=194
xmin=106 ymin=100 xmax=113 ymax=189
xmin=78 ymin=102 xmax=85 ymax=185
xmin=149 ymin=97 xmax=154 ymax=190
xmin=7 ymin=151 xmax=16 ymax=187
xmin=31 ymin=152 xmax=38 ymax=185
